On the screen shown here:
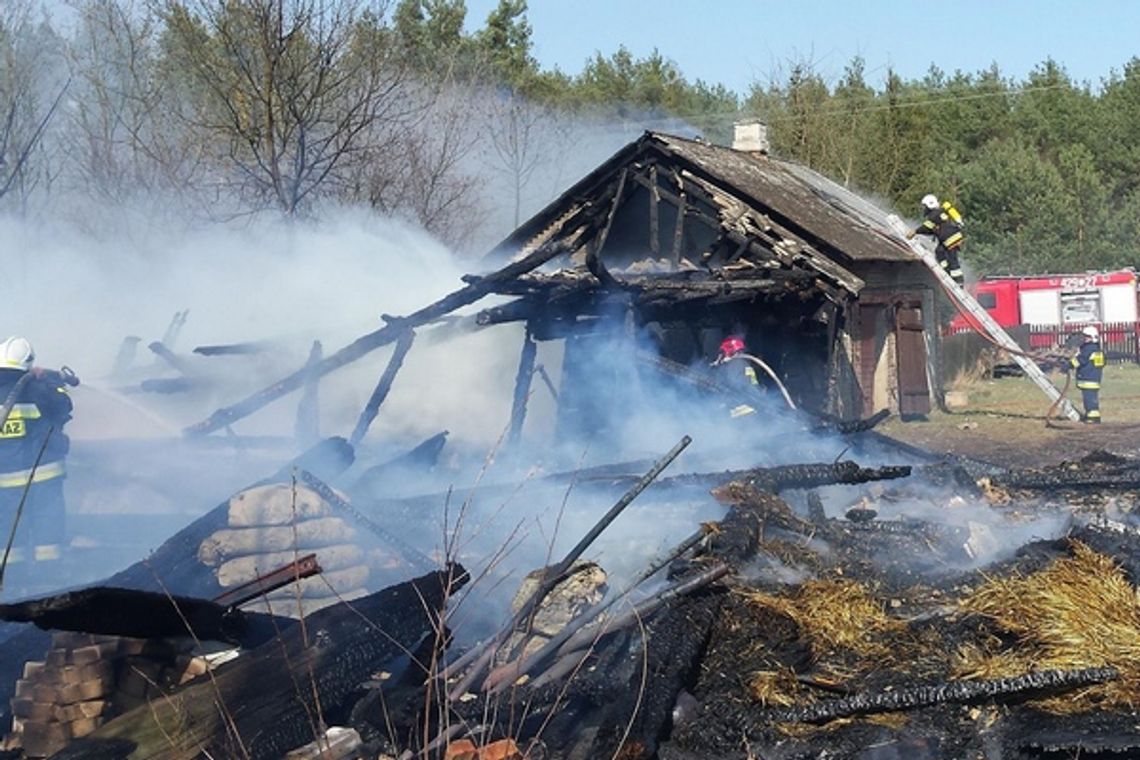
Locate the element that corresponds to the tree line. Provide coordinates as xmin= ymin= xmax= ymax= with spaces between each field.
xmin=3 ymin=0 xmax=1139 ymax=273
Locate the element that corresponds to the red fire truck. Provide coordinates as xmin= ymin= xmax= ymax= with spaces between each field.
xmin=948 ymin=269 xmax=1140 ymax=348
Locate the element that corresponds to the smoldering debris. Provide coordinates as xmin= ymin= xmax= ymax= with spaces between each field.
xmin=6 ymin=204 xmax=1140 ymax=759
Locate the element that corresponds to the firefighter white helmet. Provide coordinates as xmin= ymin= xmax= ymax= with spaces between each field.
xmin=921 ymin=194 xmax=940 ymax=210
xmin=1 ymin=336 xmax=35 ymax=371
xmin=1082 ymin=325 xmax=1100 ymax=340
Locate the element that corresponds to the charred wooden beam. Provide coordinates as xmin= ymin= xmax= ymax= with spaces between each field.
xmin=526 ymin=562 xmax=731 ymax=691
xmin=161 ymin=309 xmax=189 ymax=349
xmin=184 ymin=241 xmax=571 ymax=436
xmin=649 ymin=164 xmax=660 ymax=255
xmin=766 ymin=666 xmax=1118 ymax=724
xmin=147 ymin=341 xmax=194 ymax=377
xmin=661 ymin=461 xmax=912 ymax=493
xmin=988 ymin=466 xmax=1140 ymax=491
xmin=349 ymin=330 xmax=415 ymax=447
xmin=676 ymin=170 xmax=865 ymax=293
xmin=585 ymin=168 xmax=627 ymax=287
xmin=534 ymin=364 xmax=559 ymax=402
xmin=193 ymin=341 xmax=270 ymax=356
xmin=110 ymin=336 xmax=141 ymax=378
xmin=446 ymin=436 xmax=692 ymax=699
xmin=138 ymin=377 xmax=196 ymax=394
xmin=298 ymin=469 xmax=435 ymax=572
xmin=295 ymin=340 xmax=323 ymax=446
xmin=58 ymin=567 xmax=467 ymax=760
xmin=508 ymin=328 xmax=537 ymax=446
xmin=812 ymin=408 xmax=891 ymax=434
xmin=0 ymin=587 xmax=260 ymax=645
xmin=484 ymin=526 xmax=712 ymax=692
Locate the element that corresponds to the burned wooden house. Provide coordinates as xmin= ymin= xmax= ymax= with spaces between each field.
xmin=479 ymin=126 xmax=942 ymax=429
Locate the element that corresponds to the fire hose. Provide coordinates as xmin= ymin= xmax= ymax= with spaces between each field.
xmin=0 ymin=367 xmax=80 ymax=431
xmin=936 ymin=275 xmax=1078 ymax=425
xmin=716 ymin=353 xmax=796 ymax=410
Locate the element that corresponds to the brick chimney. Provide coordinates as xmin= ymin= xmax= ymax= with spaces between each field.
xmin=733 ymin=119 xmax=769 ymax=154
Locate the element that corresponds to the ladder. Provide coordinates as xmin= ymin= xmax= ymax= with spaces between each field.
xmin=886 ymin=215 xmax=1081 ymax=421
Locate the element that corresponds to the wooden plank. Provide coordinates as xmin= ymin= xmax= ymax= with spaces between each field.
xmin=649 ymin=164 xmax=660 ymax=255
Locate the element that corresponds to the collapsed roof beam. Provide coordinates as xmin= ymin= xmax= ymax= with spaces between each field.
xmin=675 ymin=169 xmax=865 ymax=293
xmin=184 ymin=240 xmax=572 ymax=436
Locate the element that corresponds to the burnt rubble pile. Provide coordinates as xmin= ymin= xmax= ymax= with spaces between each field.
xmin=4 ymin=438 xmax=1140 ymax=759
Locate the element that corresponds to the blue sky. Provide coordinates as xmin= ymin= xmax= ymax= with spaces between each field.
xmin=465 ymin=0 xmax=1136 ymax=93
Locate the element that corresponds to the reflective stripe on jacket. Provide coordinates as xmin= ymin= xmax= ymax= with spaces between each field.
xmin=915 ymin=208 xmax=964 ymax=250
xmin=1071 ymin=341 xmax=1105 ymax=389
xmin=0 ymin=369 xmax=72 ymax=480
xmin=0 ymin=459 xmax=66 ymax=488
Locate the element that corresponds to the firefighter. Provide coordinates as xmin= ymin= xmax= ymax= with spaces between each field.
xmin=713 ymin=335 xmax=761 ymax=418
xmin=0 ymin=336 xmax=72 ymax=590
xmin=1070 ymin=325 xmax=1104 ymax=423
xmin=907 ymin=194 xmax=965 ymax=286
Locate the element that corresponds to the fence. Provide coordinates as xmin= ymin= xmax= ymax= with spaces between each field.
xmin=945 ymin=321 xmax=1140 ymax=364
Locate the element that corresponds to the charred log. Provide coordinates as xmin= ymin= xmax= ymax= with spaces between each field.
xmin=990 ymin=466 xmax=1140 ymax=491
xmin=767 ymin=667 xmax=1118 ymax=724
xmin=663 ymin=460 xmax=911 ymax=493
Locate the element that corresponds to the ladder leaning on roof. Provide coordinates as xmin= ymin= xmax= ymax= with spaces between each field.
xmin=886 ymin=214 xmax=1081 ymax=422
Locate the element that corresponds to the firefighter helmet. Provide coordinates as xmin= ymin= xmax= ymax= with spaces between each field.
xmin=0 ymin=336 xmax=35 ymax=371
xmin=1082 ymin=325 xmax=1100 ymax=340
xmin=719 ymin=336 xmax=746 ymax=359
xmin=921 ymin=194 xmax=940 ymax=210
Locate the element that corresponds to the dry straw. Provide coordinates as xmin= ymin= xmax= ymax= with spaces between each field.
xmin=959 ymin=540 xmax=1140 ymax=712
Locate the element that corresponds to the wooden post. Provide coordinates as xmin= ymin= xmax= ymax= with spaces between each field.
xmin=349 ymin=330 xmax=415 ymax=447
xmin=508 ymin=327 xmax=538 ymax=446
xmin=294 ymin=340 xmax=322 ymax=446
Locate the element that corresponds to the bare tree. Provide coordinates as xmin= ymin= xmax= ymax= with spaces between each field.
xmin=483 ymin=92 xmax=546 ymax=228
xmin=476 ymin=90 xmax=580 ymax=240
xmin=158 ymin=0 xmax=420 ymax=217
xmin=0 ymin=1 xmax=68 ymax=212
xmin=60 ymin=0 xmax=212 ymax=228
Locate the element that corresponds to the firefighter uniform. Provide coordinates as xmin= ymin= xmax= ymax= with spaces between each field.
xmin=718 ymin=357 xmax=761 ymax=418
xmin=0 ymin=366 xmax=72 ymax=587
xmin=913 ymin=206 xmax=965 ymax=285
xmin=1071 ymin=338 xmax=1105 ymax=423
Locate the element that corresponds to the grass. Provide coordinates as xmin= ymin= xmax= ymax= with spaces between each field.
xmin=880 ymin=363 xmax=1140 ymax=466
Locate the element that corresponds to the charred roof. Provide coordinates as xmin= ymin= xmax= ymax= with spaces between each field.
xmin=488 ymin=131 xmax=917 ymax=273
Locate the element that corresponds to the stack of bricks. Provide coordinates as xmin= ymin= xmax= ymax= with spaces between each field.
xmin=4 ymin=633 xmax=119 ymax=758
xmin=198 ymin=483 xmax=372 ymax=618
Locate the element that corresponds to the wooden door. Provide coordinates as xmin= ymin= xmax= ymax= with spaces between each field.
xmin=857 ymin=305 xmax=885 ymax=417
xmin=895 ymin=306 xmax=931 ymax=416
